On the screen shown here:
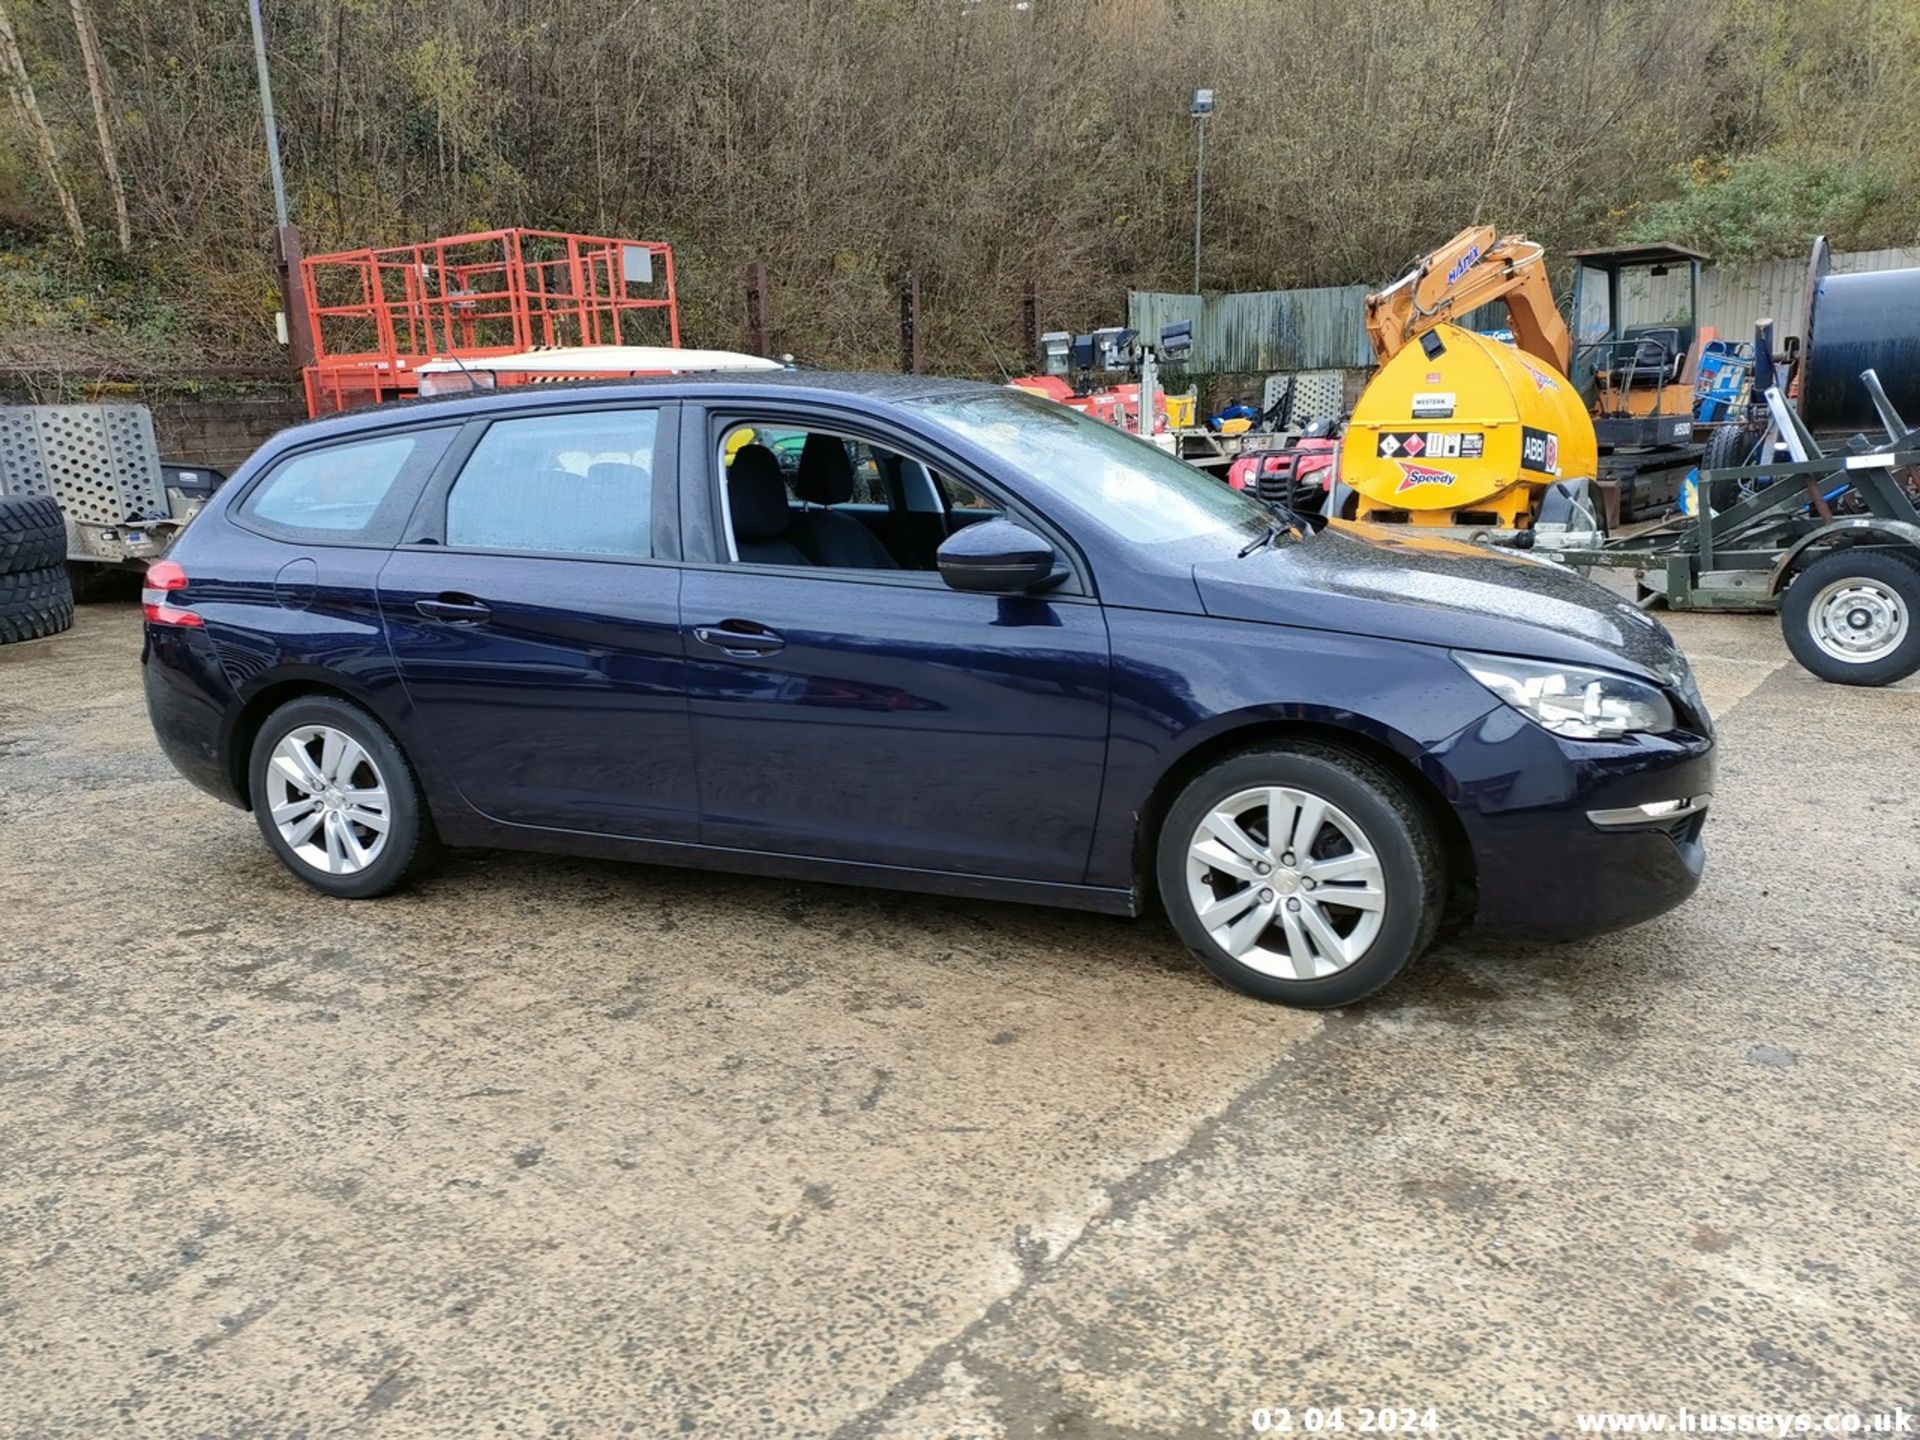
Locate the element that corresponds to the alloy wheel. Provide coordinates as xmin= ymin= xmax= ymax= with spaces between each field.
xmin=1185 ymin=786 xmax=1387 ymax=980
xmin=264 ymin=724 xmax=392 ymax=875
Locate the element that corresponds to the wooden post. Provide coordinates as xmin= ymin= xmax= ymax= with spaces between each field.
xmin=900 ymin=272 xmax=923 ymax=375
xmin=745 ymin=260 xmax=772 ymax=357
xmin=278 ymin=223 xmax=316 ymax=373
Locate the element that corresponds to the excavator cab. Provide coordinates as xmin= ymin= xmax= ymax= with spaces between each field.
xmin=1568 ymin=243 xmax=1710 ymax=451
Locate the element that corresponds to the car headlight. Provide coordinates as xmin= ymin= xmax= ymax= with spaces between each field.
xmin=1454 ymin=651 xmax=1676 ymax=739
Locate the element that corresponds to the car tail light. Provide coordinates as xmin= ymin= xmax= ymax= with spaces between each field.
xmin=143 ymin=559 xmax=202 ymax=627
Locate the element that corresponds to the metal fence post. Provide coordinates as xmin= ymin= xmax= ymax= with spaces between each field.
xmin=745 ymin=261 xmax=772 ymax=357
xmin=1021 ymin=279 xmax=1038 ymax=368
xmin=900 ymin=272 xmax=923 ymax=375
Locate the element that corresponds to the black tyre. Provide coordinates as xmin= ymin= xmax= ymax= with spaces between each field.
xmin=1701 ymin=423 xmax=1763 ymax=513
xmin=1779 ymin=547 xmax=1920 ymax=687
xmin=1156 ymin=741 xmax=1444 ymax=1007
xmin=0 ymin=494 xmax=67 ymax=574
xmin=247 ymin=695 xmax=438 ymax=898
xmin=0 ymin=562 xmax=75 ymax=644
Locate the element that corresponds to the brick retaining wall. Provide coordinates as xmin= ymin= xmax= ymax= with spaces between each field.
xmin=0 ymin=378 xmax=308 ymax=475
xmin=146 ymin=393 xmax=308 ymax=473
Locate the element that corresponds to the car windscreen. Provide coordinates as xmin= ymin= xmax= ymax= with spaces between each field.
xmin=904 ymin=390 xmax=1275 ymax=546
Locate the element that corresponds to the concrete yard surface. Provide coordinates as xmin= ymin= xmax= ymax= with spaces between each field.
xmin=1 ymin=602 xmax=1916 ymax=1438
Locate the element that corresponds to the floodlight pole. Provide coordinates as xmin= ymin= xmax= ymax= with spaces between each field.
xmin=1189 ymin=87 xmax=1214 ymax=295
xmin=248 ymin=0 xmax=289 ymax=229
xmin=1138 ymin=346 xmax=1158 ymax=440
xmin=1192 ymin=114 xmax=1206 ymax=294
xmin=247 ymin=0 xmax=315 ymax=372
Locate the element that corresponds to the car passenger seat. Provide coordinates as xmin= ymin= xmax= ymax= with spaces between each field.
xmin=792 ymin=433 xmax=898 ymax=569
xmin=727 ymin=444 xmax=811 ymax=566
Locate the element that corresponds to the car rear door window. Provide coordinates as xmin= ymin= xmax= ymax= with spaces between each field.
xmin=447 ymin=410 xmax=660 ymax=559
xmin=240 ymin=429 xmax=454 ymax=544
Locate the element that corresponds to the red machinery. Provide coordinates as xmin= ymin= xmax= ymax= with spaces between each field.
xmin=300 ymin=228 xmax=679 ymax=416
xmin=1008 ymin=373 xmax=1177 ymax=433
xmin=1225 ymin=421 xmax=1344 ymax=514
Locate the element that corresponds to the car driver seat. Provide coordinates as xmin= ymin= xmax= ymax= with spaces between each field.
xmin=727 ymin=444 xmax=810 ymax=565
xmin=792 ymin=433 xmax=898 ymax=569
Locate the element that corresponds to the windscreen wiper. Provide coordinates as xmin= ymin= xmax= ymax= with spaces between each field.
xmin=1236 ymin=524 xmax=1281 ymax=558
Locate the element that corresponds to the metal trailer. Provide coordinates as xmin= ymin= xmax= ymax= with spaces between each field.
xmin=1538 ymin=370 xmax=1920 ymax=686
xmin=0 ymin=405 xmax=215 ymax=592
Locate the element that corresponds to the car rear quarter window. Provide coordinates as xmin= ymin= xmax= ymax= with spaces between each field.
xmin=447 ymin=409 xmax=660 ymax=560
xmin=239 ymin=428 xmax=455 ymax=545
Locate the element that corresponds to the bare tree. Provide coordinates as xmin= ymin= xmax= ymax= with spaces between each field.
xmin=0 ymin=0 xmax=86 ymax=251
xmin=67 ymin=0 xmax=130 ymax=251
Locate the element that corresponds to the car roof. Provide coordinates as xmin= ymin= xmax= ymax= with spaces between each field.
xmin=277 ymin=370 xmax=1008 ymax=448
xmin=414 ymin=344 xmax=782 ymax=376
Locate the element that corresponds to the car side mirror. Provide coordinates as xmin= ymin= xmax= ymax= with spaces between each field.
xmin=936 ymin=519 xmax=1059 ymax=594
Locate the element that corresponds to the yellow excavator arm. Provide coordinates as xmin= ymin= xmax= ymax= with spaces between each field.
xmin=1363 ymin=225 xmax=1572 ymax=376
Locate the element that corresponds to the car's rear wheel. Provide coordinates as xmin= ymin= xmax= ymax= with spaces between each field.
xmin=248 ymin=695 xmax=436 ymax=898
xmin=1157 ymin=743 xmax=1443 ymax=1007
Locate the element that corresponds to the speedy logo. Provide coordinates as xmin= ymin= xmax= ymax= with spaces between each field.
xmin=1395 ymin=461 xmax=1456 ymax=492
xmin=1520 ymin=362 xmax=1560 ymax=394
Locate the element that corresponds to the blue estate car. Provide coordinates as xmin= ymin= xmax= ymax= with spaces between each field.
xmin=142 ymin=373 xmax=1713 ymax=1006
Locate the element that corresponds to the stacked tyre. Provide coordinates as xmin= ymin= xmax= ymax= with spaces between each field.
xmin=0 ymin=495 xmax=75 ymax=644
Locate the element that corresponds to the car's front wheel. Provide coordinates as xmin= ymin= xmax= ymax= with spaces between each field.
xmin=1157 ymin=743 xmax=1444 ymax=1007
xmin=248 ymin=695 xmax=436 ymax=898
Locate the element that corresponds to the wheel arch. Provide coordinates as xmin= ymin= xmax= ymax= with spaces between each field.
xmin=1768 ymin=519 xmax=1920 ymax=595
xmin=224 ymin=676 xmax=405 ymax=811
xmin=1131 ymin=716 xmax=1477 ymax=929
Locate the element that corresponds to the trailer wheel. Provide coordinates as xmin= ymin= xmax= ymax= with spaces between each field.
xmin=1779 ymin=548 xmax=1920 ymax=686
xmin=67 ymin=562 xmax=138 ymax=602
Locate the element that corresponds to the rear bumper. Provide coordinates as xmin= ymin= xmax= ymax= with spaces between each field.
xmin=1433 ymin=707 xmax=1715 ymax=942
xmin=142 ymin=625 xmax=245 ymax=808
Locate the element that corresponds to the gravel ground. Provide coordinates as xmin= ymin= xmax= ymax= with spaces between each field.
xmin=1 ymin=598 xmax=1915 ymax=1439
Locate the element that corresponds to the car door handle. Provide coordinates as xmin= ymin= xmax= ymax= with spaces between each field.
xmin=694 ymin=620 xmax=786 ymax=657
xmin=416 ymin=594 xmax=492 ymax=624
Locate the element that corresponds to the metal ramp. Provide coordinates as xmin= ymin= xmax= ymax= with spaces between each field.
xmin=0 ymin=405 xmax=168 ymax=528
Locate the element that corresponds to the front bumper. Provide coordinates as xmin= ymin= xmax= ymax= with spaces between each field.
xmin=1430 ymin=706 xmax=1715 ymax=942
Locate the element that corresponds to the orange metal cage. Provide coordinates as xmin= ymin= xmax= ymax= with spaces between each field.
xmin=300 ymin=227 xmax=680 ymax=415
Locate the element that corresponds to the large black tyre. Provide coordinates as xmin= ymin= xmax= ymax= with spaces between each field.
xmin=1779 ymin=547 xmax=1920 ymax=687
xmin=247 ymin=695 xmax=439 ymax=898
xmin=1156 ymin=741 xmax=1445 ymax=1007
xmin=1701 ymin=422 xmax=1763 ymax=513
xmin=0 ymin=563 xmax=75 ymax=643
xmin=0 ymin=494 xmax=67 ymax=574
